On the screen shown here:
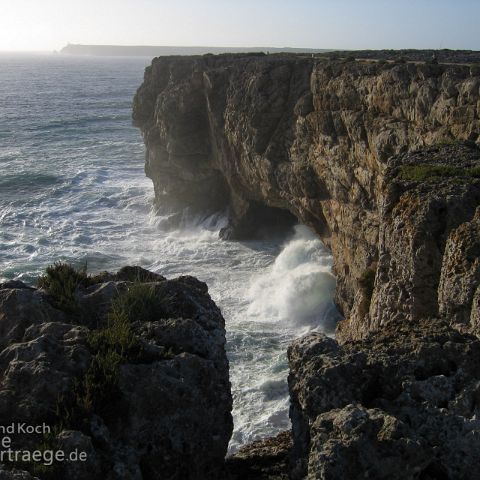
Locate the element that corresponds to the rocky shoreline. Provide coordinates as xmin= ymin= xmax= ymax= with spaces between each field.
xmin=288 ymin=319 xmax=480 ymax=479
xmin=3 ymin=268 xmax=480 ymax=479
xmin=2 ymin=51 xmax=480 ymax=479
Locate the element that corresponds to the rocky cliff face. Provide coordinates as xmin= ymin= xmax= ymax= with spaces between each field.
xmin=0 ymin=266 xmax=232 ymax=479
xmin=133 ymin=54 xmax=480 ymax=340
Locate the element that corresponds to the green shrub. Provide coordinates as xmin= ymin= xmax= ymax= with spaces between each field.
xmin=399 ymin=164 xmax=480 ymax=182
xmin=90 ymin=309 xmax=136 ymax=357
xmin=37 ymin=262 xmax=91 ymax=314
xmin=78 ymin=349 xmax=125 ymax=417
xmin=108 ymin=283 xmax=166 ymax=325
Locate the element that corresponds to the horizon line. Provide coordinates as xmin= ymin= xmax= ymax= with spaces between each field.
xmin=1 ymin=44 xmax=479 ymax=54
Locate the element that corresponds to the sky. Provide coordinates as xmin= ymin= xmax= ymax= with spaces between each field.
xmin=1 ymin=0 xmax=479 ymax=52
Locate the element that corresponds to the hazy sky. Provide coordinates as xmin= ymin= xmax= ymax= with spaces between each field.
xmin=1 ymin=0 xmax=479 ymax=52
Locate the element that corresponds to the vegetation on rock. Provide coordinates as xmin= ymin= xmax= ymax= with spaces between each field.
xmin=37 ymin=262 xmax=91 ymax=314
xmin=398 ymin=164 xmax=480 ymax=182
xmin=30 ymin=266 xmax=178 ymax=474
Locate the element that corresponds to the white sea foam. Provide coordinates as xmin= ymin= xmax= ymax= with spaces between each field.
xmin=226 ymin=225 xmax=340 ymax=450
xmin=247 ymin=225 xmax=338 ymax=332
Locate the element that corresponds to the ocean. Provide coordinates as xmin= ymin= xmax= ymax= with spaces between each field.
xmin=0 ymin=53 xmax=339 ymax=451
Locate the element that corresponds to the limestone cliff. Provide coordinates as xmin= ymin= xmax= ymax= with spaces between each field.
xmin=133 ymin=53 xmax=480 ymax=339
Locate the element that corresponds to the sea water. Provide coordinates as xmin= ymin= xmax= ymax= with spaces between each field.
xmin=0 ymin=53 xmax=339 ymax=451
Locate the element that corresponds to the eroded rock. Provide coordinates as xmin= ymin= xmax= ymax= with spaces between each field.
xmin=288 ymin=319 xmax=480 ymax=479
xmin=225 ymin=431 xmax=292 ymax=480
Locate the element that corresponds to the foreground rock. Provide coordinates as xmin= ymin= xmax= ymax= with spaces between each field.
xmin=133 ymin=53 xmax=480 ymax=339
xmin=0 ymin=266 xmax=232 ymax=479
xmin=288 ymin=318 xmax=480 ymax=479
xmin=225 ymin=431 xmax=292 ymax=480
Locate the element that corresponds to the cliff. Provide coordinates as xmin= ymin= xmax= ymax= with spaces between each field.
xmin=133 ymin=53 xmax=480 ymax=340
xmin=132 ymin=55 xmax=480 ymax=478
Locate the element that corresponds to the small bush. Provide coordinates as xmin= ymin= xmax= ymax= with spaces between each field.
xmin=399 ymin=164 xmax=480 ymax=182
xmin=79 ymin=349 xmax=125 ymax=417
xmin=90 ymin=310 xmax=136 ymax=357
xmin=37 ymin=262 xmax=92 ymax=314
xmin=108 ymin=283 xmax=166 ymax=325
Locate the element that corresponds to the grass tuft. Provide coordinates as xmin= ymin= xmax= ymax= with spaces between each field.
xmin=398 ymin=164 xmax=480 ymax=182
xmin=108 ymin=283 xmax=167 ymax=325
xmin=37 ymin=262 xmax=92 ymax=315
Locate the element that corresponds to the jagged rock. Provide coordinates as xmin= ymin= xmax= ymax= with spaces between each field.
xmin=224 ymin=431 xmax=292 ymax=480
xmin=0 ymin=268 xmax=232 ymax=479
xmin=133 ymin=54 xmax=480 ymax=339
xmin=439 ymin=206 xmax=480 ymax=333
xmin=0 ymin=320 xmax=91 ymax=423
xmin=288 ymin=318 xmax=480 ymax=479
xmin=471 ymin=286 xmax=480 ymax=332
xmin=57 ymin=430 xmax=101 ymax=480
xmin=363 ymin=144 xmax=480 ymax=340
xmin=307 ymin=405 xmax=428 ymax=480
xmin=113 ymin=266 xmax=166 ymax=283
xmin=0 ymin=287 xmax=65 ymax=350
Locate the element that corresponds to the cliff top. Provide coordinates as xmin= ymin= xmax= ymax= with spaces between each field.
xmin=146 ymin=49 xmax=480 ymax=65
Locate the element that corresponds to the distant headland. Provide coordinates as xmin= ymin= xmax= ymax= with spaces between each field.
xmin=60 ymin=43 xmax=331 ymax=56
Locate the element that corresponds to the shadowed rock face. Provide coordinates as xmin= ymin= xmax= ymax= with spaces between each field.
xmin=133 ymin=54 xmax=480 ymax=339
xmin=0 ymin=269 xmax=232 ymax=480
